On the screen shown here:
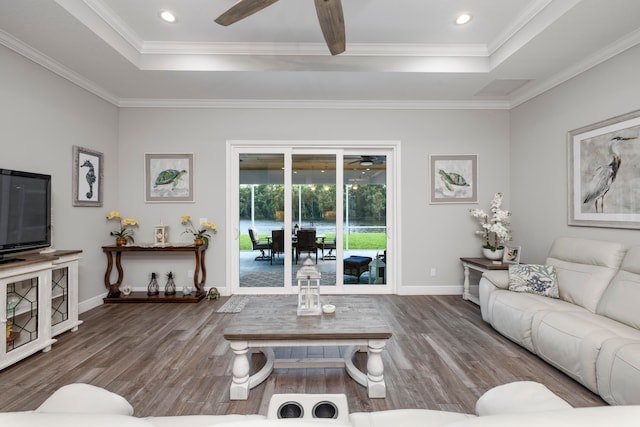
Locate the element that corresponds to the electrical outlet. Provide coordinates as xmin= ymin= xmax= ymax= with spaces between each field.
xmin=199 ymin=218 xmax=207 ymax=225
xmin=430 ymin=268 xmax=437 ymax=277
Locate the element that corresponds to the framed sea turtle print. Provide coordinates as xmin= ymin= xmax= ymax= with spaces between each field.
xmin=429 ymin=154 xmax=478 ymax=204
xmin=144 ymin=153 xmax=194 ymax=203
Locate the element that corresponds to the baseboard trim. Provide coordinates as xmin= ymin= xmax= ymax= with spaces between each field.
xmin=397 ymin=284 xmax=463 ymax=296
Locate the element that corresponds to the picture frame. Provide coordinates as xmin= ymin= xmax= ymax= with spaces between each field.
xmin=502 ymin=245 xmax=521 ymax=264
xmin=429 ymin=154 xmax=478 ymax=204
xmin=568 ymin=109 xmax=640 ymax=229
xmin=144 ymin=153 xmax=194 ymax=203
xmin=72 ymin=145 xmax=103 ymax=207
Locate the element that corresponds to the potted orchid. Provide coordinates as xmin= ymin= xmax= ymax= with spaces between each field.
xmin=106 ymin=211 xmax=139 ymax=245
xmin=181 ymin=215 xmax=217 ymax=245
xmin=469 ymin=192 xmax=512 ymax=259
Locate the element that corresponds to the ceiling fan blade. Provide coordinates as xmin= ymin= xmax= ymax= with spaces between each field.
xmin=314 ymin=0 xmax=346 ymax=55
xmin=215 ymin=0 xmax=280 ymax=26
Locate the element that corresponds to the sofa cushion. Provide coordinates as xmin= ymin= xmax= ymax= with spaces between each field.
xmin=350 ymin=409 xmax=474 ymax=427
xmin=597 ymin=246 xmax=640 ymax=329
xmin=508 ymin=264 xmax=558 ymax=298
xmin=475 ymin=381 xmax=571 ymax=416
xmin=596 ymin=338 xmax=640 ymax=405
xmin=35 ymin=383 xmax=134 ymax=415
xmin=546 ymin=237 xmax=625 ymax=312
xmin=146 ymin=415 xmax=267 ymax=427
xmin=0 ymin=412 xmax=152 ymax=427
xmin=487 ymin=290 xmax=584 ymax=352
xmin=531 ymin=311 xmax=640 ymax=393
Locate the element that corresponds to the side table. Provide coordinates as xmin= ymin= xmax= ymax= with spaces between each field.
xmin=459 ymin=257 xmax=510 ymax=305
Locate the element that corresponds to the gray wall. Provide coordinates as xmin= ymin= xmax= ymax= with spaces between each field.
xmin=1 ymin=45 xmax=119 ymax=308
xmin=5 ymin=37 xmax=639 ymax=309
xmin=117 ymin=108 xmax=510 ymax=297
xmin=510 ymin=44 xmax=640 ymax=263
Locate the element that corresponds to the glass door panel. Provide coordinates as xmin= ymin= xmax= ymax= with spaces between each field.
xmin=239 ymin=153 xmax=285 ymax=289
xmin=344 ymin=154 xmax=387 ymax=285
xmin=292 ymin=154 xmax=337 ymax=287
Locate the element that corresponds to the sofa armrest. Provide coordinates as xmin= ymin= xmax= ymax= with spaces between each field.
xmin=36 ymin=383 xmax=134 ymax=416
xmin=479 ymin=271 xmax=509 ymax=290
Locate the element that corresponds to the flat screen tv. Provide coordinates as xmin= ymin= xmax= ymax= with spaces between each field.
xmin=0 ymin=168 xmax=51 ymax=263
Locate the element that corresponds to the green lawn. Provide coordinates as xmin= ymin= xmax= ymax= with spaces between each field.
xmin=240 ymin=232 xmax=386 ymax=250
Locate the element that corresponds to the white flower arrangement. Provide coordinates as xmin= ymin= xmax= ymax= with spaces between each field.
xmin=469 ymin=192 xmax=512 ymax=251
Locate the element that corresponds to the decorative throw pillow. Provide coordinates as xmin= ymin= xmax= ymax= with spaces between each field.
xmin=508 ymin=264 xmax=559 ymax=298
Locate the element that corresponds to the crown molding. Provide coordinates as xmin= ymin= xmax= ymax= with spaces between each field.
xmin=0 ymin=28 xmax=119 ymax=105
xmin=117 ymin=98 xmax=511 ymax=110
xmin=509 ymin=26 xmax=640 ymax=108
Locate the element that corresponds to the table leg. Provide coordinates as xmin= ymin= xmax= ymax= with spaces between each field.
xmin=104 ymin=251 xmax=123 ymax=298
xmin=194 ymin=249 xmax=206 ymax=298
xmin=229 ymin=341 xmax=251 ymax=400
xmin=462 ymin=262 xmax=471 ymax=301
xmin=366 ymin=339 xmax=387 ymax=398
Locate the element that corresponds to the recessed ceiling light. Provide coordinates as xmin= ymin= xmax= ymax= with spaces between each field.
xmin=159 ymin=10 xmax=177 ymax=23
xmin=456 ymin=13 xmax=471 ymax=25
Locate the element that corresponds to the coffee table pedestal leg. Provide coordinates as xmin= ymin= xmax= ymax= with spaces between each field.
xmin=230 ymin=341 xmax=250 ymax=400
xmin=367 ymin=339 xmax=386 ymax=398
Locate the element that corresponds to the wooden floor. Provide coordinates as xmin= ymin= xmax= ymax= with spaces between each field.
xmin=0 ymin=295 xmax=604 ymax=416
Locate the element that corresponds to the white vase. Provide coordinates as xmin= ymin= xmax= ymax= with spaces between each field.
xmin=482 ymin=248 xmax=504 ymax=261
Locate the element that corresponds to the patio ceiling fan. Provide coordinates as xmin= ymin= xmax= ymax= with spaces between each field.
xmin=349 ymin=156 xmax=385 ymax=166
xmin=215 ymin=0 xmax=346 ymax=55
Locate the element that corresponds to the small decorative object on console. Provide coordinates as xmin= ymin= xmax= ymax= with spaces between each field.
xmin=470 ymin=192 xmax=511 ymax=258
xmin=181 ymin=215 xmax=217 ymax=245
xmin=106 ymin=211 xmax=138 ymax=245
xmin=154 ymin=222 xmax=169 ymax=246
xmin=121 ymin=285 xmax=132 ymax=296
xmin=164 ymin=271 xmax=176 ymax=296
xmin=147 ymin=272 xmax=159 ymax=296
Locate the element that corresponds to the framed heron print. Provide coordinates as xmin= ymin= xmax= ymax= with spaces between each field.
xmin=568 ymin=109 xmax=640 ymax=229
xmin=144 ymin=153 xmax=194 ymax=203
xmin=72 ymin=145 xmax=103 ymax=207
xmin=429 ymin=154 xmax=478 ymax=204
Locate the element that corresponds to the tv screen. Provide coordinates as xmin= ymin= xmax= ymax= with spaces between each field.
xmin=0 ymin=169 xmax=51 ymax=261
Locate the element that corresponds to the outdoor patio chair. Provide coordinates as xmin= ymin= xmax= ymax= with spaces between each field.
xmin=270 ymin=229 xmax=285 ymax=265
xmin=248 ymin=228 xmax=270 ymax=261
xmin=296 ymin=228 xmax=318 ymax=264
xmin=321 ymin=236 xmax=337 ymax=260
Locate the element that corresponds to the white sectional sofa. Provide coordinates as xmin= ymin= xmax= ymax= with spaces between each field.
xmin=2 ymin=381 xmax=640 ymax=427
xmin=479 ymin=236 xmax=640 ymax=405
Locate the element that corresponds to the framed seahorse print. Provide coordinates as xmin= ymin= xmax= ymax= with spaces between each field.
xmin=72 ymin=145 xmax=103 ymax=207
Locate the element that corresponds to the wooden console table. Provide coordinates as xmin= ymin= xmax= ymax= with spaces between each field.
xmin=102 ymin=244 xmax=207 ymax=303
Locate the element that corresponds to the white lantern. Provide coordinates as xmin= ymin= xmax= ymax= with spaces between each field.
xmin=368 ymin=254 xmax=386 ymax=284
xmin=297 ymin=256 xmax=322 ymax=316
xmin=154 ymin=222 xmax=169 ymax=246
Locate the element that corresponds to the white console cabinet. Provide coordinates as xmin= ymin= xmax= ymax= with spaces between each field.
xmin=1 ymin=250 xmax=81 ymax=370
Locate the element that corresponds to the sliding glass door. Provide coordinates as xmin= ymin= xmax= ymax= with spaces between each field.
xmin=231 ymin=143 xmax=394 ymax=294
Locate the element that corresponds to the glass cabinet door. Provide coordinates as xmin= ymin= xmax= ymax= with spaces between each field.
xmin=51 ymin=266 xmax=69 ymax=330
xmin=5 ymin=277 xmax=39 ymax=353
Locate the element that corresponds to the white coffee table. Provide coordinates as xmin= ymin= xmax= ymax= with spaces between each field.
xmin=223 ymin=296 xmax=392 ymax=400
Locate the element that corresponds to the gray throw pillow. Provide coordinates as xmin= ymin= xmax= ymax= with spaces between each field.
xmin=508 ymin=264 xmax=559 ymax=298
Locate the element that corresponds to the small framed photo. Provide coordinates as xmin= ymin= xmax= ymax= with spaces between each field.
xmin=145 ymin=153 xmax=194 ymax=203
xmin=72 ymin=145 xmax=103 ymax=207
xmin=503 ymin=245 xmax=521 ymax=264
xmin=429 ymin=154 xmax=478 ymax=204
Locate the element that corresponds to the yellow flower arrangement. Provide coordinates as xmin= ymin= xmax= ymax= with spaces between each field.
xmin=106 ymin=211 xmax=139 ymax=243
xmin=181 ymin=215 xmax=217 ymax=245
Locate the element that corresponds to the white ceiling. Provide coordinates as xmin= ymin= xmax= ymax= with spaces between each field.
xmin=1 ymin=0 xmax=640 ymax=109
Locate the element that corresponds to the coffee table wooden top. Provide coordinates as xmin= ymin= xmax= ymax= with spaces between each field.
xmin=223 ymin=295 xmax=392 ymax=341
